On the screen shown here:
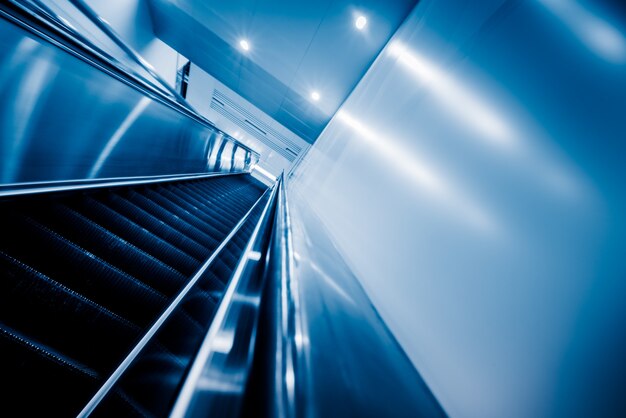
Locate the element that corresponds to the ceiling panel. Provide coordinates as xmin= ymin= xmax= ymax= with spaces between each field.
xmin=148 ymin=0 xmax=418 ymax=143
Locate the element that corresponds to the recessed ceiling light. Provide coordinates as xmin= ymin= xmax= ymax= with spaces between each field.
xmin=239 ymin=39 xmax=250 ymax=51
xmin=355 ymin=15 xmax=367 ymax=30
xmin=311 ymin=91 xmax=321 ymax=101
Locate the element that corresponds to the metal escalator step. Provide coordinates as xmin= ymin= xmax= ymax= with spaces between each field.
xmin=177 ymin=181 xmax=252 ymax=216
xmin=197 ymin=268 xmax=230 ymax=294
xmin=0 ymin=251 xmax=142 ymax=373
xmin=169 ymin=182 xmax=253 ymax=222
xmin=186 ymin=182 xmax=258 ymax=213
xmin=163 ymin=185 xmax=242 ymax=228
xmin=121 ymin=190 xmax=222 ymax=252
xmin=72 ymin=196 xmax=201 ymax=276
xmin=137 ymin=188 xmax=232 ymax=241
xmin=96 ymin=341 xmax=189 ymax=418
xmin=93 ymin=185 xmax=270 ymax=417
xmin=151 ymin=186 xmax=232 ymax=236
xmin=206 ymin=175 xmax=266 ymax=196
xmin=0 ymin=322 xmax=101 ymax=417
xmin=97 ymin=388 xmax=153 ymax=418
xmin=1 ymin=323 xmax=155 ymax=418
xmin=0 ymin=213 xmax=168 ymax=327
xmin=30 ymin=204 xmax=189 ymax=297
xmin=96 ymin=192 xmax=210 ymax=261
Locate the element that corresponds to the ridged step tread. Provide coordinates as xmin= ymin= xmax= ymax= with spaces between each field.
xmin=0 ymin=174 xmax=267 ymax=416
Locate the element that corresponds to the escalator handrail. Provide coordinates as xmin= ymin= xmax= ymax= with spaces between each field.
xmin=76 ymin=181 xmax=276 ymax=418
xmin=0 ymin=172 xmax=245 ymax=198
xmin=169 ymin=175 xmax=281 ymax=417
xmin=273 ymin=173 xmax=309 ymax=418
xmin=1 ymin=0 xmax=258 ymax=157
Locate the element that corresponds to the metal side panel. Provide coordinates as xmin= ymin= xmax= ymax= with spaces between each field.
xmin=0 ymin=11 xmax=258 ymax=185
xmin=247 ymin=182 xmax=446 ymax=418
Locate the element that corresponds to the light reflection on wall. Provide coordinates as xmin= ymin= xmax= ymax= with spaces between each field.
xmin=336 ymin=110 xmax=499 ymax=234
xmin=251 ymin=164 xmax=277 ymax=181
xmin=388 ymin=42 xmax=515 ymax=149
xmin=89 ymin=97 xmax=151 ymax=178
xmin=288 ymin=1 xmax=626 ymax=416
xmin=1 ymin=43 xmax=58 ymax=183
xmin=387 ymin=39 xmax=588 ymax=202
xmin=538 ymin=0 xmax=626 ymax=62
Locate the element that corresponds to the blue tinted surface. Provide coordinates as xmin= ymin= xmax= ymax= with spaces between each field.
xmin=290 ymin=0 xmax=626 ymax=417
xmin=285 ymin=188 xmax=446 ymax=418
xmin=0 ymin=14 xmax=257 ymax=186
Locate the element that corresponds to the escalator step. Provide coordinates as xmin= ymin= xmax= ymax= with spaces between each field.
xmin=0 ymin=323 xmax=100 ymax=417
xmin=174 ymin=182 xmax=249 ymax=218
xmin=136 ymin=188 xmax=230 ymax=243
xmin=72 ymin=196 xmax=201 ymax=276
xmin=163 ymin=185 xmax=240 ymax=230
xmin=152 ymin=186 xmax=232 ymax=236
xmin=120 ymin=190 xmax=222 ymax=253
xmin=0 ymin=213 xmax=168 ymax=327
xmin=30 ymin=204 xmax=189 ymax=297
xmin=0 ymin=251 xmax=141 ymax=374
xmin=96 ymin=193 xmax=210 ymax=261
xmin=187 ymin=182 xmax=257 ymax=214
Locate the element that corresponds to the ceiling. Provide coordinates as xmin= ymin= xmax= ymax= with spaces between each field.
xmin=147 ymin=0 xmax=417 ymax=143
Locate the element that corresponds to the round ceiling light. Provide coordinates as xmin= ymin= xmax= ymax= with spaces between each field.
xmin=239 ymin=39 xmax=250 ymax=51
xmin=355 ymin=15 xmax=367 ymax=30
xmin=311 ymin=91 xmax=321 ymax=101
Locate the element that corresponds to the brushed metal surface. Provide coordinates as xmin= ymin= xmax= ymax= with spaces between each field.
xmin=0 ymin=12 xmax=258 ymax=185
xmin=289 ymin=0 xmax=626 ymax=416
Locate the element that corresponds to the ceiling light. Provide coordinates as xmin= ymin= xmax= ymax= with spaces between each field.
xmin=239 ymin=39 xmax=250 ymax=51
xmin=311 ymin=91 xmax=321 ymax=101
xmin=355 ymin=15 xmax=367 ymax=30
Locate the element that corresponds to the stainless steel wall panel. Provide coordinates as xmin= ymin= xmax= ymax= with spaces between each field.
xmin=289 ymin=0 xmax=626 ymax=417
xmin=0 ymin=14 xmax=258 ymax=186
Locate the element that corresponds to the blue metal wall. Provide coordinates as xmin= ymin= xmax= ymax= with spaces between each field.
xmin=0 ymin=10 xmax=257 ymax=186
xmin=289 ymin=0 xmax=626 ymax=417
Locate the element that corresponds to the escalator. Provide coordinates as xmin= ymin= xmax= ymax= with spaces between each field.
xmin=0 ymin=173 xmax=268 ymax=417
xmin=0 ymin=1 xmax=448 ymax=417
